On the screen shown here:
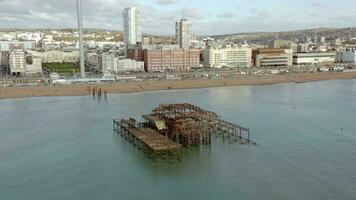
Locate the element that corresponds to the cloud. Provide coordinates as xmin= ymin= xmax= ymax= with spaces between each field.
xmin=28 ymin=9 xmax=66 ymax=21
xmin=180 ymin=6 xmax=202 ymax=19
xmin=0 ymin=0 xmax=355 ymax=35
xmin=248 ymin=9 xmax=271 ymax=21
xmin=155 ymin=0 xmax=178 ymax=5
xmin=328 ymin=15 xmax=356 ymax=22
xmin=0 ymin=16 xmax=18 ymax=21
xmin=217 ymin=12 xmax=236 ymax=19
xmin=311 ymin=2 xmax=328 ymax=8
xmin=309 ymin=13 xmax=321 ymax=18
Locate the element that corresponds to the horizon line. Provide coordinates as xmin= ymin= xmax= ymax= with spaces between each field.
xmin=0 ymin=26 xmax=355 ymax=37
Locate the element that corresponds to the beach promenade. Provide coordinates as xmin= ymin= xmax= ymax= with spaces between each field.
xmin=1 ymin=72 xmax=356 ymax=99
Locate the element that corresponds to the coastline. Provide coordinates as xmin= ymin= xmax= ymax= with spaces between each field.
xmin=1 ymin=72 xmax=356 ymax=100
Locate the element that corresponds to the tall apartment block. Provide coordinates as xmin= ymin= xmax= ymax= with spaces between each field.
xmin=123 ymin=7 xmax=142 ymax=52
xmin=175 ymin=19 xmax=192 ymax=49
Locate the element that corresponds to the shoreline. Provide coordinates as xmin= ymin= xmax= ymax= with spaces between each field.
xmin=1 ymin=72 xmax=356 ymax=100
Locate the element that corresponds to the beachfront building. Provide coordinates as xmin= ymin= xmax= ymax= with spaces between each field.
xmin=127 ymin=44 xmax=180 ymax=61
xmin=102 ymin=52 xmax=118 ymax=73
xmin=127 ymin=48 xmax=144 ymax=62
xmin=143 ymin=49 xmax=200 ymax=72
xmin=340 ymin=48 xmax=356 ymax=63
xmin=28 ymin=49 xmax=79 ymax=63
xmin=0 ymin=40 xmax=36 ymax=52
xmin=141 ymin=44 xmax=180 ymax=51
xmin=127 ymin=42 xmax=201 ymax=72
xmin=9 ymin=49 xmax=42 ymax=75
xmin=252 ymin=48 xmax=293 ymax=67
xmin=128 ymin=46 xmax=200 ymax=72
xmin=204 ymin=45 xmax=252 ymax=68
xmin=101 ymin=52 xmax=144 ymax=73
xmin=176 ymin=19 xmax=192 ymax=49
xmin=293 ymin=52 xmax=336 ymax=65
xmin=0 ymin=52 xmax=9 ymax=66
xmin=117 ymin=59 xmax=144 ymax=72
xmin=9 ymin=48 xmax=26 ymax=75
xmin=24 ymin=55 xmax=42 ymax=75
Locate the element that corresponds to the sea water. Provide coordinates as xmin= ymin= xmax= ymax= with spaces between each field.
xmin=0 ymin=80 xmax=356 ymax=200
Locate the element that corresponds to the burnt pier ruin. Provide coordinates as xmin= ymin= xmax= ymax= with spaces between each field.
xmin=113 ymin=104 xmax=256 ymax=161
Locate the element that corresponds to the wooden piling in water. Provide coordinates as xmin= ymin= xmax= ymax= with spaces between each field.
xmin=98 ymin=88 xmax=102 ymax=97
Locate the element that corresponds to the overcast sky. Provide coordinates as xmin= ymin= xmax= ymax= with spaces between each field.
xmin=0 ymin=0 xmax=355 ymax=35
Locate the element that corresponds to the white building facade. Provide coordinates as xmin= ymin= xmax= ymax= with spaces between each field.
xmin=117 ymin=59 xmax=144 ymax=72
xmin=293 ymin=52 xmax=336 ymax=65
xmin=204 ymin=46 xmax=252 ymax=68
xmin=25 ymin=56 xmax=42 ymax=75
xmin=0 ymin=41 xmax=36 ymax=52
xmin=102 ymin=53 xmax=118 ymax=73
xmin=9 ymin=49 xmax=26 ymax=75
xmin=340 ymin=49 xmax=356 ymax=63
xmin=9 ymin=48 xmax=42 ymax=75
xmin=102 ymin=52 xmax=144 ymax=73
xmin=28 ymin=49 xmax=79 ymax=63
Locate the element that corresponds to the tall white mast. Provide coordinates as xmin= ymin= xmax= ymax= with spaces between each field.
xmin=77 ymin=0 xmax=85 ymax=78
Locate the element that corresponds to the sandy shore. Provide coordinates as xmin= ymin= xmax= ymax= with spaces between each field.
xmin=1 ymin=72 xmax=356 ymax=100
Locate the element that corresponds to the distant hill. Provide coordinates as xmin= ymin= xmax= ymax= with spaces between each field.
xmin=2 ymin=27 xmax=356 ymax=44
xmin=206 ymin=27 xmax=356 ymax=44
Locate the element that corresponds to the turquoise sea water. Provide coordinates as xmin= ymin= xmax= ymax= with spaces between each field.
xmin=0 ymin=80 xmax=356 ymax=200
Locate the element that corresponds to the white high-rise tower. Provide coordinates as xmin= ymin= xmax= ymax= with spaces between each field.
xmin=175 ymin=19 xmax=192 ymax=49
xmin=123 ymin=7 xmax=142 ymax=48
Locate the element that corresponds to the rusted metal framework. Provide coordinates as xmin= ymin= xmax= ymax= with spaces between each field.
xmin=149 ymin=104 xmax=220 ymax=147
xmin=113 ymin=103 xmax=255 ymax=160
xmin=217 ymin=119 xmax=256 ymax=144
